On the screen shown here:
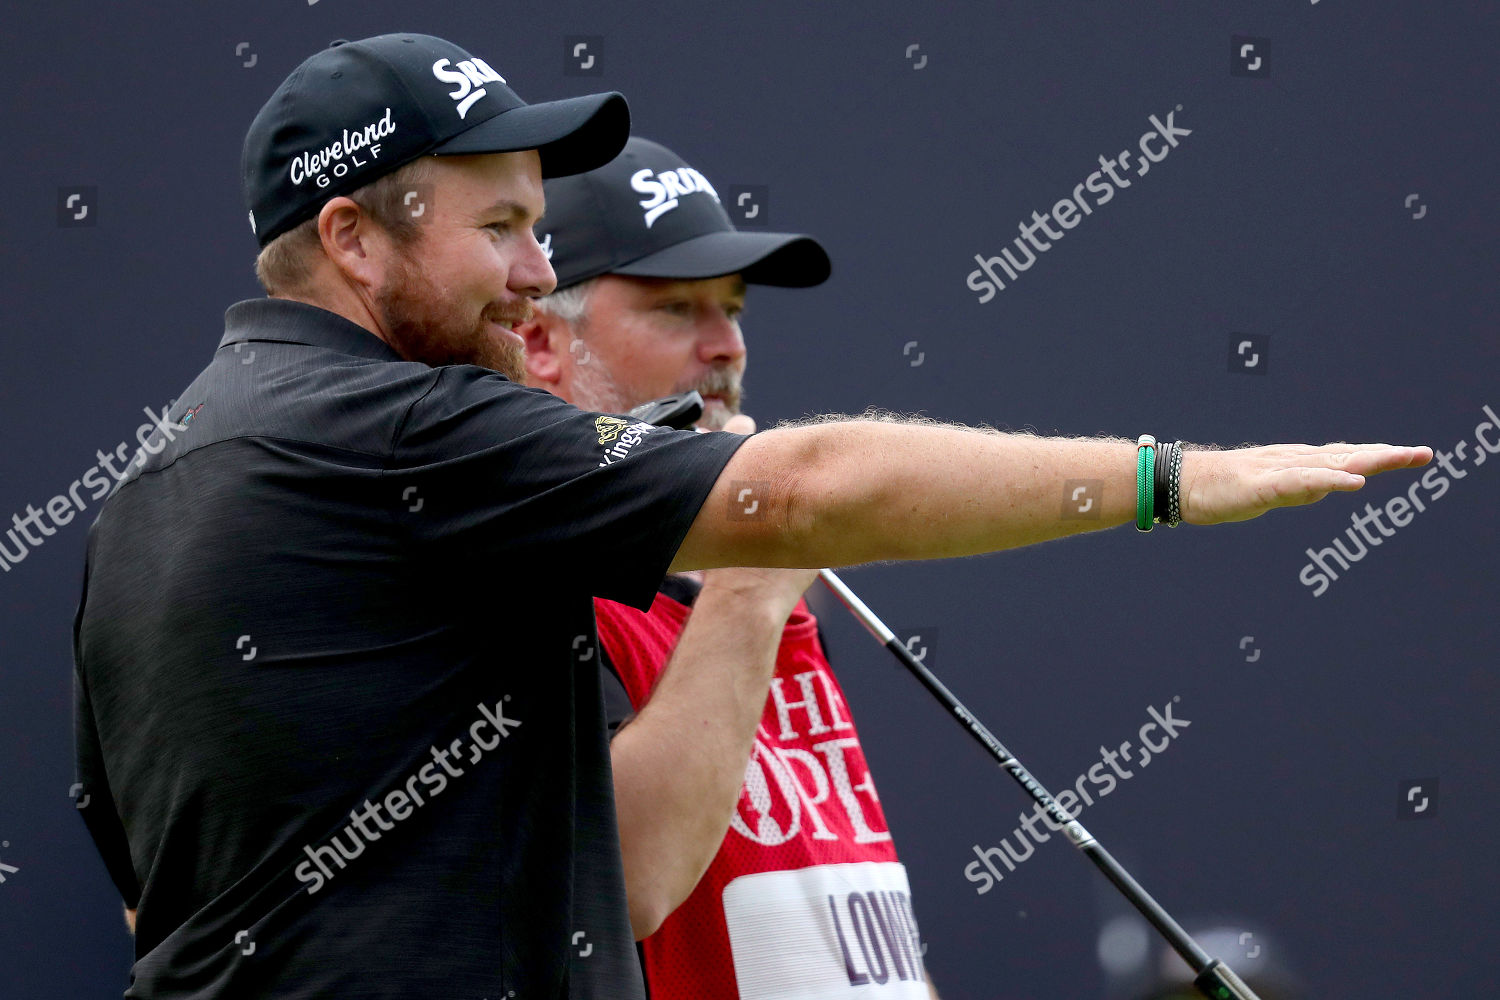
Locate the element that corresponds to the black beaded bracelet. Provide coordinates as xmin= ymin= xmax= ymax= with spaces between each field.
xmin=1152 ymin=441 xmax=1175 ymax=522
xmin=1151 ymin=440 xmax=1183 ymax=526
xmin=1167 ymin=444 xmax=1183 ymax=526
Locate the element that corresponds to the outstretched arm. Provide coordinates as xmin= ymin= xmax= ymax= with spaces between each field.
xmin=670 ymin=419 xmax=1431 ymax=572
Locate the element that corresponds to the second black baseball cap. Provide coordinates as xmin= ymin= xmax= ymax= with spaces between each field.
xmin=243 ymin=33 xmax=630 ymax=247
xmin=537 ymin=137 xmax=831 ymax=290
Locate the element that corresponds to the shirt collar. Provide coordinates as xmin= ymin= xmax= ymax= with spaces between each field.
xmin=219 ymin=298 xmax=406 ymax=363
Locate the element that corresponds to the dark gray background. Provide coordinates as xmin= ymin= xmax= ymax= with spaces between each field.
xmin=3 ymin=2 xmax=1496 ymax=997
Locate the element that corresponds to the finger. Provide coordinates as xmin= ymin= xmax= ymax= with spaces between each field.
xmin=1259 ymin=442 xmax=1390 ymax=457
xmin=1352 ymin=445 xmax=1432 ymax=472
xmin=1264 ymin=467 xmax=1367 ymax=509
xmin=1308 ymin=442 xmax=1397 ymax=454
xmin=722 ymin=414 xmax=757 ymax=435
xmin=1307 ymin=445 xmax=1433 ymax=475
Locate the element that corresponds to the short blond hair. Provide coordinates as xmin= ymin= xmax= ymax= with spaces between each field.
xmin=253 ymin=157 xmax=437 ymax=296
xmin=532 ymin=278 xmax=599 ymax=328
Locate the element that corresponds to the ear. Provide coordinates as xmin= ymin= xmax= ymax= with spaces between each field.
xmin=518 ymin=312 xmax=568 ymax=388
xmin=317 ymin=197 xmax=389 ymax=290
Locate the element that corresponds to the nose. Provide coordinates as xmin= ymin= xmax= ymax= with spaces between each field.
xmin=696 ymin=310 xmax=746 ymax=366
xmin=510 ymin=229 xmax=557 ymax=298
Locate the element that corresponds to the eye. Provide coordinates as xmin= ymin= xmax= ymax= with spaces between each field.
xmin=657 ymin=301 xmax=693 ymax=317
xmin=485 ymin=222 xmax=510 ymax=236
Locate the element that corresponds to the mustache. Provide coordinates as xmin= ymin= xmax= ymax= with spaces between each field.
xmin=688 ymin=367 xmax=743 ymax=405
xmin=483 ymin=302 xmax=534 ymax=326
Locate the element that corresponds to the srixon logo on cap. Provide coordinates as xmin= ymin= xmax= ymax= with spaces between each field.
xmin=289 ymin=108 xmax=397 ymax=188
xmin=431 ymin=57 xmax=506 ymax=119
xmin=631 ymin=166 xmax=719 ymax=228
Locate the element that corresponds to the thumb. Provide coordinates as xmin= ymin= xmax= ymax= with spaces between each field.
xmin=721 ymin=414 xmax=757 ymax=435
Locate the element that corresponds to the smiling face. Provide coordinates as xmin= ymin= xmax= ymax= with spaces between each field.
xmin=533 ymin=273 xmax=749 ymax=429
xmin=369 ymin=151 xmax=555 ymax=380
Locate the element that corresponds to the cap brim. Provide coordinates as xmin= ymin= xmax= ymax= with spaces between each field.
xmin=431 ymin=92 xmax=630 ymax=178
xmin=611 ymin=230 xmax=831 ymax=288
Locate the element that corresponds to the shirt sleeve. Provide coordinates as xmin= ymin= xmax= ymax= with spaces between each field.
xmin=597 ymin=656 xmax=637 ymax=738
xmin=72 ymin=558 xmax=141 ymax=909
xmin=389 ymin=369 xmax=746 ymax=610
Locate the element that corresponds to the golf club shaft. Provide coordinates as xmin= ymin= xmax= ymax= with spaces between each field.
xmin=816 ymin=568 xmax=1262 ymax=1000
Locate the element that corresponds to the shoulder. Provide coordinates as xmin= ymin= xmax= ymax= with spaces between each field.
xmin=392 ymin=366 xmax=597 ymax=456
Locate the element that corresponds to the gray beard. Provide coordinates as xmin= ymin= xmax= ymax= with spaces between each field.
xmin=566 ymin=346 xmax=745 ymax=429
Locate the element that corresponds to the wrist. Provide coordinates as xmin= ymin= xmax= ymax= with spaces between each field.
xmin=696 ymin=572 xmax=804 ymax=623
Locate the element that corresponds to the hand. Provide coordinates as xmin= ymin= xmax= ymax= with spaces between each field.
xmin=1180 ymin=442 xmax=1433 ymax=525
xmin=711 ymin=413 xmax=757 ymax=436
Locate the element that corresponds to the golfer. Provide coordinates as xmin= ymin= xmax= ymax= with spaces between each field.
xmin=72 ymin=31 xmax=1430 ymax=1000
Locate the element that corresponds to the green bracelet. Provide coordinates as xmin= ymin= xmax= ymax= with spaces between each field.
xmin=1136 ymin=435 xmax=1156 ymax=531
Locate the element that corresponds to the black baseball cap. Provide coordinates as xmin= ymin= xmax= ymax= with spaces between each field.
xmin=537 ymin=137 xmax=831 ymax=290
xmin=242 ymin=33 xmax=630 ymax=247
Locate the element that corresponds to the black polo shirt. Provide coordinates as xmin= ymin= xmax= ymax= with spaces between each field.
xmin=71 ymin=298 xmax=746 ymax=999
